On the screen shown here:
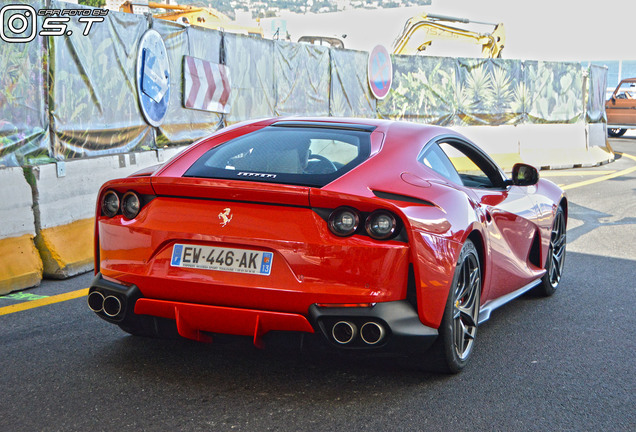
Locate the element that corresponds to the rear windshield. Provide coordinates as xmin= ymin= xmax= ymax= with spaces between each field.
xmin=184 ymin=126 xmax=371 ymax=187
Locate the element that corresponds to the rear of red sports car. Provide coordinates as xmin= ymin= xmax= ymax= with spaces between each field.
xmin=89 ymin=117 xmax=564 ymax=371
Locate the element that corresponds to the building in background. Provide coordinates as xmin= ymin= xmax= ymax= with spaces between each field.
xmin=104 ymin=0 xmax=126 ymax=11
xmin=585 ymin=60 xmax=636 ymax=96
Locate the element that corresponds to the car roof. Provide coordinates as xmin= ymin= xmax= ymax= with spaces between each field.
xmin=243 ymin=117 xmax=470 ymax=161
xmin=158 ymin=116 xmax=502 ymax=186
xmin=262 ymin=116 xmax=453 ymax=141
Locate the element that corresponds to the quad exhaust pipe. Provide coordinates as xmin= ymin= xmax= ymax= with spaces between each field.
xmin=88 ymin=291 xmax=105 ymax=313
xmin=360 ymin=322 xmax=385 ymax=345
xmin=332 ymin=321 xmax=357 ymax=344
xmin=330 ymin=320 xmax=386 ymax=345
xmin=88 ymin=291 xmax=123 ymax=318
xmin=103 ymin=295 xmax=122 ymax=317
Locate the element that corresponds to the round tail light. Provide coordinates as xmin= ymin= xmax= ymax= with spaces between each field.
xmin=328 ymin=207 xmax=359 ymax=237
xmin=121 ymin=192 xmax=141 ymax=219
xmin=101 ymin=191 xmax=119 ymax=218
xmin=365 ymin=210 xmax=397 ymax=240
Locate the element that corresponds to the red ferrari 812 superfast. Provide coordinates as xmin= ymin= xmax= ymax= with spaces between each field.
xmin=88 ymin=118 xmax=567 ymax=373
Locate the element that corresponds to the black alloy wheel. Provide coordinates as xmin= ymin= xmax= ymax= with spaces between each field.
xmin=426 ymin=239 xmax=481 ymax=374
xmin=608 ymin=128 xmax=626 ymax=137
xmin=536 ymin=206 xmax=566 ymax=296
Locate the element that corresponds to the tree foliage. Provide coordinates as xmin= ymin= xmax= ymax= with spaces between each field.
xmin=78 ymin=0 xmax=106 ymax=7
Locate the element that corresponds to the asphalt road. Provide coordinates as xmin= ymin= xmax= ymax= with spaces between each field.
xmin=1 ymin=139 xmax=635 ymax=432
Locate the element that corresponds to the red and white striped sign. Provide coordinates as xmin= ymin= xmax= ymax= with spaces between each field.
xmin=183 ymin=56 xmax=231 ymax=114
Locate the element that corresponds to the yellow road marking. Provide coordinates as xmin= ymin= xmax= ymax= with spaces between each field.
xmin=0 ymin=288 xmax=88 ymax=316
xmin=620 ymin=152 xmax=636 ymax=163
xmin=561 ymin=152 xmax=636 ymax=191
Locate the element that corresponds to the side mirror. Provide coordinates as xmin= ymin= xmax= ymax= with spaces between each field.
xmin=510 ymin=163 xmax=539 ymax=186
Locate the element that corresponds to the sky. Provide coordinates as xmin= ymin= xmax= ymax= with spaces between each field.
xmin=275 ymin=0 xmax=635 ymax=61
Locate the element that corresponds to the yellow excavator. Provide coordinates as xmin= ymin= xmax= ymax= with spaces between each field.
xmin=119 ymin=2 xmax=264 ymax=37
xmin=392 ymin=12 xmax=505 ymax=58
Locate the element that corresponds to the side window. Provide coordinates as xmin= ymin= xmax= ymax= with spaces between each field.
xmin=438 ymin=142 xmax=494 ymax=188
xmin=419 ymin=144 xmax=462 ymax=184
xmin=615 ymin=82 xmax=636 ymax=99
xmin=419 ymin=139 xmax=505 ymax=189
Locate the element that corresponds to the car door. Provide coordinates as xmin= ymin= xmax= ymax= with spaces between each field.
xmin=606 ymin=80 xmax=636 ymax=126
xmin=420 ymin=137 xmax=543 ymax=302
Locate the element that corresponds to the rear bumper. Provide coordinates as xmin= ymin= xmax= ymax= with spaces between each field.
xmin=88 ymin=273 xmax=142 ymax=324
xmin=89 ymin=273 xmax=438 ymax=353
xmin=309 ymin=302 xmax=438 ymax=354
xmin=134 ymin=297 xmax=314 ymax=347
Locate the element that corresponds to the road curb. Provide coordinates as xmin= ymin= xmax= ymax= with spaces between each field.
xmin=35 ymin=218 xmax=94 ymax=279
xmin=0 ymin=167 xmax=42 ymax=294
xmin=0 ymin=234 xmax=43 ymax=296
xmin=28 ymin=148 xmax=186 ymax=281
xmin=0 ymin=147 xmax=187 ymax=293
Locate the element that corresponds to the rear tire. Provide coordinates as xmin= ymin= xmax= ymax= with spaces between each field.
xmin=608 ymin=128 xmax=626 ymax=137
xmin=535 ymin=206 xmax=566 ymax=297
xmin=425 ymin=240 xmax=481 ymax=374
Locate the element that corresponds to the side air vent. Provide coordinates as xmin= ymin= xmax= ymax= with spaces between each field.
xmin=529 ymin=232 xmax=542 ymax=268
xmin=372 ymin=190 xmax=435 ymax=206
xmin=406 ymin=263 xmax=417 ymax=310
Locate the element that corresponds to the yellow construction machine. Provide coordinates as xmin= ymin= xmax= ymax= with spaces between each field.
xmin=119 ymin=2 xmax=264 ymax=37
xmin=392 ymin=12 xmax=505 ymax=58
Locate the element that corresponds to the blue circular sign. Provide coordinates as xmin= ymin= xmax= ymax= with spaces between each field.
xmin=368 ymin=45 xmax=393 ymax=100
xmin=136 ymin=30 xmax=170 ymax=127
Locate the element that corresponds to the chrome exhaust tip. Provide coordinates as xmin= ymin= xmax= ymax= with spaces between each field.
xmin=360 ymin=322 xmax=385 ymax=345
xmin=331 ymin=321 xmax=357 ymax=345
xmin=87 ymin=291 xmax=105 ymax=313
xmin=103 ymin=295 xmax=123 ymax=318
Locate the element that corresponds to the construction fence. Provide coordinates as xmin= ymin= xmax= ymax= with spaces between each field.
xmin=0 ymin=0 xmax=608 ymax=167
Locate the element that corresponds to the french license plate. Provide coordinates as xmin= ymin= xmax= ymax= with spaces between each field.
xmin=170 ymin=244 xmax=273 ymax=276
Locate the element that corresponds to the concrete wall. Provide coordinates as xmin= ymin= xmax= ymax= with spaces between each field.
xmin=452 ymin=123 xmax=614 ymax=170
xmin=0 ymin=147 xmax=186 ymax=293
xmin=0 ymin=168 xmax=42 ymax=294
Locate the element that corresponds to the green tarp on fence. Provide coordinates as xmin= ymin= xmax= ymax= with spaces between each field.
xmin=225 ymin=33 xmax=275 ymax=124
xmin=274 ymin=41 xmax=330 ymax=117
xmin=153 ymin=19 xmax=224 ymax=146
xmin=0 ymin=0 xmax=50 ymax=167
xmin=330 ymin=49 xmax=376 ymax=118
xmin=0 ymin=4 xmax=604 ymax=168
xmin=49 ymin=1 xmax=153 ymax=159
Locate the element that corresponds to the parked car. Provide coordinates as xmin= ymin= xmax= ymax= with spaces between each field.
xmin=606 ymin=78 xmax=636 ymax=137
xmin=88 ymin=117 xmax=567 ymax=373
